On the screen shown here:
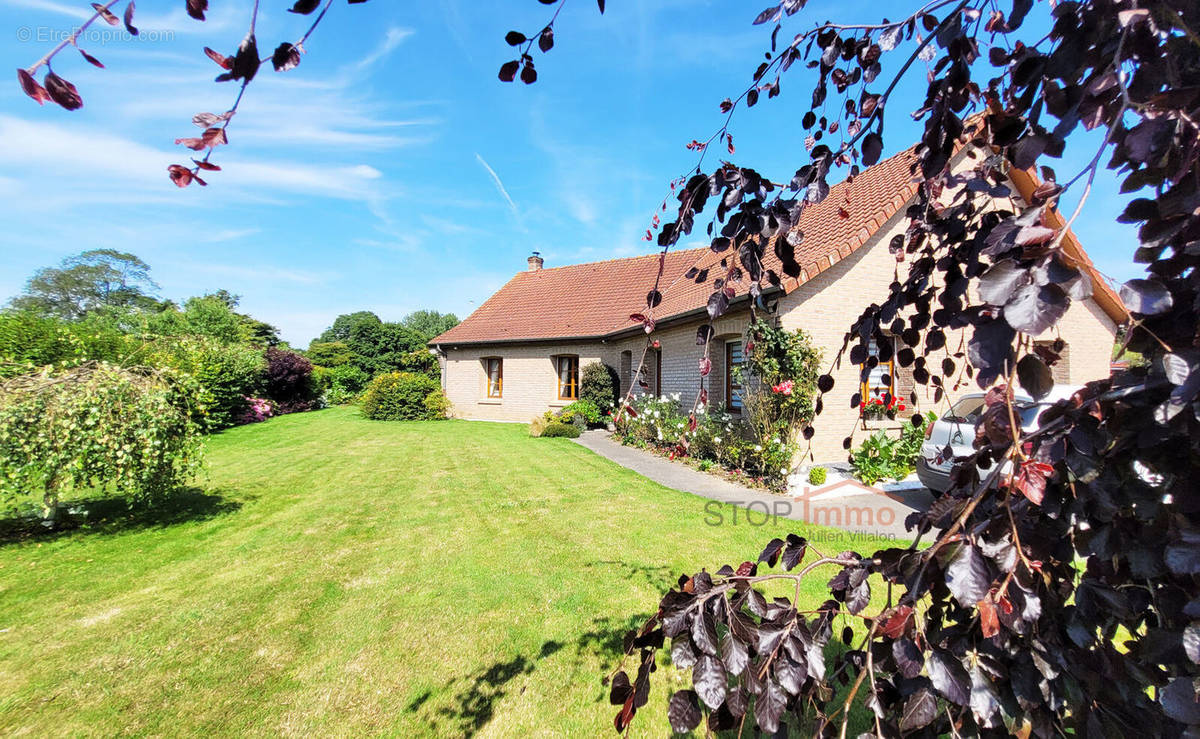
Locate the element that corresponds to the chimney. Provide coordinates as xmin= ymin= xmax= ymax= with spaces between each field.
xmin=527 ymin=251 xmax=544 ymax=271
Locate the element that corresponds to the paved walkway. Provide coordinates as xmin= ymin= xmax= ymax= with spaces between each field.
xmin=573 ymin=430 xmax=930 ymax=541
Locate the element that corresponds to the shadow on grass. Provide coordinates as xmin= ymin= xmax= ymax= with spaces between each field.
xmin=410 ymin=612 xmax=650 ymax=736
xmin=0 ymin=487 xmax=243 ymax=545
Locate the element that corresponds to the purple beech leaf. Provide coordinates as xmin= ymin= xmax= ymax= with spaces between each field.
xmin=1120 ymin=278 xmax=1173 ymax=315
xmin=78 ymin=48 xmax=105 ymax=68
xmin=720 ymin=632 xmax=748 ymax=676
xmin=272 ymin=43 xmax=301 ymax=72
xmin=1016 ymin=354 xmax=1053 ymax=400
xmin=667 ymin=690 xmax=702 ymax=733
xmin=17 ymin=68 xmax=51 ymax=105
xmin=892 ymin=638 xmax=924 ymax=678
xmin=927 ymin=649 xmax=970 ymax=706
xmin=978 ymin=259 xmax=1029 ymax=305
xmin=671 ymin=636 xmax=697 ymax=670
xmin=692 ymin=654 xmax=727 ymax=710
xmin=43 ymin=72 xmax=82 ymax=110
xmin=91 ymin=3 xmax=120 ymax=25
xmin=899 ymin=688 xmax=937 ymax=731
xmin=946 ymin=543 xmax=991 ymax=607
xmin=186 ymin=0 xmax=207 ymax=21
xmin=123 ymin=0 xmax=138 ymax=34
xmin=1004 ymin=283 xmax=1068 ymax=336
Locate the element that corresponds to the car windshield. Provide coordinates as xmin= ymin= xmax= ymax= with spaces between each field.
xmin=1019 ymin=403 xmax=1046 ymax=428
xmin=942 ymin=397 xmax=1045 ymax=428
xmin=943 ymin=396 xmax=985 ymax=423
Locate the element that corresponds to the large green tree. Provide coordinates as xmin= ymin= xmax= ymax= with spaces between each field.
xmin=10 ymin=249 xmax=161 ymax=320
xmin=399 ymin=310 xmax=459 ymax=343
xmin=310 ymin=311 xmax=431 ymax=376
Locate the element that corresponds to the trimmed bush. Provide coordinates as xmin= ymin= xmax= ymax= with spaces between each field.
xmin=360 ymin=371 xmax=441 ymax=421
xmin=541 ymin=422 xmax=581 ymax=438
xmin=580 ymin=362 xmax=620 ymax=412
xmin=808 ymin=466 xmax=827 ymax=486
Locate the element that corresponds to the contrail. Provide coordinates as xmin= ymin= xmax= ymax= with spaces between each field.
xmin=475 ymin=152 xmax=519 ymax=218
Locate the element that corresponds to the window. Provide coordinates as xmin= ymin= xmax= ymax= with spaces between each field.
xmin=725 ymin=340 xmax=744 ymax=413
xmin=861 ymin=337 xmax=895 ymax=402
xmin=484 ymin=357 xmax=502 ymax=398
xmin=557 ymin=355 xmax=579 ymax=400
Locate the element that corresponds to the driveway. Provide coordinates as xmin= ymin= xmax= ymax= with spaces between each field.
xmin=574 ymin=431 xmax=930 ymax=541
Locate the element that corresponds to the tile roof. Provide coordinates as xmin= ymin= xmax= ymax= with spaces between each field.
xmin=431 ymin=145 xmax=1122 ymax=346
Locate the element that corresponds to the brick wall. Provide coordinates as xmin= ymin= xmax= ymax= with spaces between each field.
xmin=776 ymin=161 xmax=1118 ymax=463
xmin=439 ymin=342 xmax=610 ymax=423
xmin=438 ymin=151 xmax=1119 ymax=459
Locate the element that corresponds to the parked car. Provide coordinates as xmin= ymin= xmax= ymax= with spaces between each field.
xmin=915 ymin=385 xmax=1080 ymax=494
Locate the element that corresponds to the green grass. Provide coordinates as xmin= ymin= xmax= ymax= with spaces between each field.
xmin=0 ymin=407 xmax=894 ymax=736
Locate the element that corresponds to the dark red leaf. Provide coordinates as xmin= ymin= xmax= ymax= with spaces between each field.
xmin=43 ymin=72 xmax=82 ymax=110
xmin=123 ymin=0 xmax=138 ymax=35
xmin=288 ymin=0 xmax=321 ymax=13
xmin=167 ymin=164 xmax=194 ymax=187
xmin=498 ymin=60 xmax=519 ymax=82
xmin=78 ymin=49 xmax=105 ymax=68
xmin=91 ymin=3 xmax=120 ymax=25
xmin=16 ymin=68 xmax=51 ymax=105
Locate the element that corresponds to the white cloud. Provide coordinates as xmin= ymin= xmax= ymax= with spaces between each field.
xmin=0 ymin=114 xmax=390 ymax=203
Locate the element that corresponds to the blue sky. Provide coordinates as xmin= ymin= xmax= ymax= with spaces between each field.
xmin=0 ymin=0 xmax=1141 ymax=345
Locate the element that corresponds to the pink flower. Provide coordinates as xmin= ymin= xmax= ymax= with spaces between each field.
xmin=771 ymin=380 xmax=794 ymax=396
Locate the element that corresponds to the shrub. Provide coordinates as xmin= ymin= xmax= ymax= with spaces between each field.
xmin=849 ymin=413 xmax=934 ymax=485
xmin=541 ymin=422 xmax=581 ymax=438
xmin=396 ymin=348 xmax=440 ymax=380
xmin=360 ymin=371 xmax=441 ymax=421
xmin=528 ymin=416 xmax=549 ymax=437
xmin=263 ymin=347 xmax=317 ymax=414
xmin=739 ymin=319 xmax=822 ymax=444
xmin=147 ymin=337 xmax=264 ymax=431
xmin=580 ymin=362 xmax=620 ymax=412
xmin=422 ymin=389 xmax=451 ymax=419
xmin=0 ymin=362 xmax=205 ymax=521
xmin=0 ymin=311 xmax=138 ymax=377
xmin=558 ymin=399 xmax=602 ymax=428
xmin=238 ymin=397 xmax=276 ymax=424
xmin=807 ymin=466 xmax=827 ymax=486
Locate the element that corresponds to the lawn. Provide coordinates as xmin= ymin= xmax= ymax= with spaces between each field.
xmin=0 ymin=407 xmax=894 ymax=736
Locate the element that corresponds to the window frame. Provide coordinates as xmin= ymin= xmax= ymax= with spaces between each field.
xmin=860 ymin=336 xmax=895 ymax=402
xmin=484 ymin=357 xmax=503 ymax=399
xmin=556 ymin=355 xmax=579 ymax=401
xmin=725 ymin=340 xmax=744 ymax=414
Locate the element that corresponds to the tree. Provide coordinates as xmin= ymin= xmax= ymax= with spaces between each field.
xmin=312 ymin=312 xmax=434 ymax=375
xmin=399 ymin=310 xmax=460 ymax=343
xmin=10 ymin=249 xmax=160 ymax=320
xmin=316 ymin=311 xmax=384 ymax=345
xmin=0 ymin=362 xmax=204 ymax=522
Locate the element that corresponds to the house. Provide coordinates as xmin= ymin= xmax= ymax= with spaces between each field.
xmin=430 ymin=147 xmax=1127 ymax=463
